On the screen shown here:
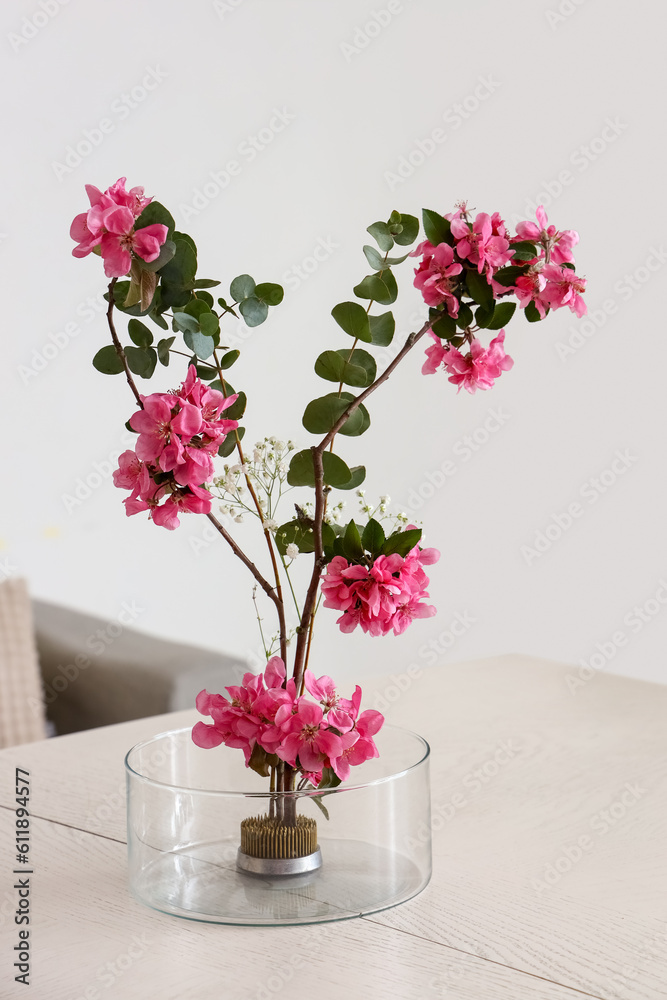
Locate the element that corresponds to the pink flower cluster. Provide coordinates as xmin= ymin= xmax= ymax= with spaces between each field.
xmin=70 ymin=177 xmax=168 ymax=278
xmin=422 ymin=329 xmax=514 ymax=394
xmin=113 ymin=365 xmax=238 ymax=529
xmin=414 ymin=204 xmax=587 ymax=393
xmin=321 ymin=537 xmax=440 ymax=636
xmin=192 ymin=658 xmax=384 ymax=784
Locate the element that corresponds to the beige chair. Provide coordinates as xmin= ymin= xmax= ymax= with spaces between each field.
xmin=0 ymin=578 xmax=48 ymax=748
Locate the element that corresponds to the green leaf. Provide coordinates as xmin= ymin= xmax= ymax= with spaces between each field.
xmin=247 ymin=743 xmax=278 ymax=778
xmin=230 ymin=274 xmax=256 ymax=301
xmin=455 ymin=302 xmax=474 ymax=329
xmin=431 ymin=312 xmax=457 ymax=339
xmin=392 ymin=213 xmax=419 ymax=246
xmin=362 ymin=245 xmax=409 ymax=271
xmin=192 ymin=278 xmax=221 ymax=289
xmin=173 ymin=311 xmax=200 ymax=334
xmin=184 ymin=330 xmax=216 ymax=359
xmin=510 ymin=241 xmax=538 ymax=260
xmin=284 ymin=450 xmax=353 ymax=489
xmin=254 ymin=282 xmax=284 ymax=306
xmin=302 ymin=393 xmax=366 ymax=437
xmin=92 ymin=345 xmax=124 ymax=375
xmin=125 ymin=346 xmax=157 ymax=379
xmin=275 ymin=520 xmax=315 ymax=556
xmin=466 ymin=268 xmax=493 ymax=309
xmin=218 ymin=427 xmax=243 ymax=458
xmin=366 ymin=221 xmax=394 ymax=252
xmin=219 ymin=349 xmax=240 ymax=369
xmin=353 ymin=269 xmax=398 ymax=305
xmin=343 ymin=520 xmax=364 ymax=561
xmin=486 ymin=301 xmax=517 ymax=330
xmin=183 ymin=299 xmax=211 ymax=320
xmin=317 ymin=767 xmax=342 ymax=791
xmin=493 ymin=265 xmax=525 ymax=288
xmin=158 ymin=235 xmax=197 ymax=296
xmin=149 ymin=308 xmax=168 ymax=330
xmin=217 ymin=297 xmax=239 ymax=319
xmin=368 ymin=311 xmax=395 ymax=346
xmin=224 ymin=391 xmax=247 ymax=419
xmin=200 ymin=311 xmax=220 ymax=341
xmin=336 ymin=391 xmax=371 ymax=437
xmin=135 ymin=201 xmax=175 ymax=238
xmin=239 ymin=296 xmax=269 ymax=327
xmin=314 ymin=349 xmax=375 ymax=388
xmin=422 ymin=209 xmax=451 ymax=246
xmin=383 ymin=527 xmax=422 ymax=557
xmin=331 ymin=302 xmax=371 ymax=343
xmin=336 ymin=465 xmax=366 ymax=490
xmin=525 ymin=301 xmax=546 ymax=323
xmin=362 ymin=518 xmax=385 ymax=555
xmin=128 ymin=319 xmax=153 ymax=348
xmin=475 ymin=304 xmax=494 ymax=329
xmin=195 ymin=362 xmax=218 ymax=380
xmin=157 ymin=336 xmax=175 ymax=366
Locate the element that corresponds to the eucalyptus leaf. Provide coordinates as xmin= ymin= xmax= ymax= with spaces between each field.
xmin=92 ymin=345 xmax=124 ymax=375
xmin=331 ymin=302 xmax=371 ymax=342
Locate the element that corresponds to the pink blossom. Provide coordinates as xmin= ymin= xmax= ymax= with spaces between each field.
xmin=99 ymin=205 xmax=167 ymax=278
xmin=513 ymin=270 xmax=548 ymax=318
xmin=425 ymin=330 xmax=514 ymax=394
xmin=516 ymin=205 xmax=579 ymax=266
xmin=321 ymin=537 xmax=440 ymax=637
xmin=540 ymin=264 xmax=587 ymax=317
xmin=151 ymin=484 xmax=212 ymax=530
xmin=71 ymin=177 xmax=154 ymax=265
xmin=451 ymin=212 xmax=514 ymax=274
xmin=422 ymin=332 xmax=448 ymax=376
xmin=412 ymin=241 xmax=463 ymax=315
xmin=276 ymin=701 xmax=343 ymax=772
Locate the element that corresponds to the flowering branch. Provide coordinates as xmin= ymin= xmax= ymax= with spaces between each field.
xmin=106 ymin=278 xmax=143 ymax=408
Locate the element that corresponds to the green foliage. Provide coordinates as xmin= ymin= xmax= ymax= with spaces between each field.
xmin=524 ymin=301 xmax=546 ymax=322
xmin=366 ymin=220 xmax=394 ymax=252
xmin=92 ymin=345 xmax=124 ymax=375
xmin=431 ymin=311 xmax=457 ymax=339
xmin=125 ymin=346 xmax=157 ymax=378
xmin=391 ymin=212 xmax=419 ymax=246
xmin=254 ymin=282 xmax=284 ymax=306
xmin=422 ymin=209 xmax=451 ymax=246
xmin=331 ymin=302 xmax=371 ymax=343
xmin=353 ymin=269 xmax=398 ymax=305
xmin=184 ymin=331 xmax=215 ymax=360
xmin=128 ymin=319 xmax=153 ymax=348
xmin=510 ymin=241 xmax=538 ymax=261
xmin=159 ymin=234 xmax=198 ymax=308
xmin=285 ymin=450 xmax=354 ymax=489
xmin=368 ymin=311 xmax=395 ymax=346
xmin=315 ymin=349 xmax=376 ymax=388
xmin=302 ymin=393 xmax=369 ymax=437
xmin=493 ymin=265 xmax=525 ymax=287
xmin=157 ymin=336 xmax=175 ymax=366
xmin=224 ymin=391 xmax=247 ymax=419
xmin=134 ymin=200 xmax=175 ymax=238
xmin=336 ymin=465 xmax=366 ymax=490
xmin=362 ymin=518 xmax=385 ymax=556
xmin=230 ymin=274 xmax=256 ymax=301
xmin=455 ymin=302 xmax=474 ymax=329
xmin=382 ymin=527 xmax=422 ymax=557
xmin=219 ymin=349 xmax=240 ymax=369
xmin=217 ymin=427 xmax=244 ymax=458
xmin=466 ymin=268 xmax=493 ymax=310
xmin=485 ymin=301 xmax=517 ymax=330
xmin=362 ymin=245 xmax=409 ymax=271
xmin=343 ymin=520 xmax=364 ymax=561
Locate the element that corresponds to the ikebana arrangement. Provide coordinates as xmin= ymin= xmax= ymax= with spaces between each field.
xmin=72 ymin=180 xmax=586 ymax=871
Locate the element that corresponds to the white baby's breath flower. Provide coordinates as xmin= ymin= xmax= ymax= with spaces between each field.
xmin=234 ymin=514 xmax=244 ymax=524
xmin=253 ymin=449 xmax=262 ymax=463
xmin=286 ymin=543 xmax=299 ymax=560
xmin=264 ymin=519 xmax=279 ymax=532
xmin=380 ymin=495 xmax=390 ymax=504
xmin=356 ymin=489 xmax=365 ymax=498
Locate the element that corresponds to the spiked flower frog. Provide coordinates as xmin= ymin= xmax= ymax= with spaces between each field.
xmin=72 ymin=179 xmax=587 ymax=809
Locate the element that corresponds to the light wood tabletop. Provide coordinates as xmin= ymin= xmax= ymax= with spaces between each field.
xmin=0 ymin=654 xmax=665 ymax=1000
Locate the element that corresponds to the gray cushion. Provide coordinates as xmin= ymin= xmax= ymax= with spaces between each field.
xmin=33 ymin=599 xmax=246 ymax=735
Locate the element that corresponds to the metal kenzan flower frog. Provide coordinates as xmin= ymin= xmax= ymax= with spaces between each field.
xmin=72 ymin=180 xmax=586 ymax=922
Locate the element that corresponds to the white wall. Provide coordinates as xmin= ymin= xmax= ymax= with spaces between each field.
xmin=4 ymin=0 xmax=667 ymax=690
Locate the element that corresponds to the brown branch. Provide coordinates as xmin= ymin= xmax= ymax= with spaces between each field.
xmin=106 ymin=278 xmax=143 ymax=407
xmin=291 ymin=317 xmax=436 ymax=690
xmin=206 ymin=513 xmax=284 ymax=614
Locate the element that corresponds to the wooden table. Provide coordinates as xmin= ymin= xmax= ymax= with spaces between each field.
xmin=0 ymin=654 xmax=665 ymax=1000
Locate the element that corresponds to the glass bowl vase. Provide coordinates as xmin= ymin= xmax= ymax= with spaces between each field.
xmin=125 ymin=724 xmax=431 ymax=926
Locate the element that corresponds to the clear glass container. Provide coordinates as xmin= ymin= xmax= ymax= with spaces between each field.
xmin=125 ymin=724 xmax=431 ymax=926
